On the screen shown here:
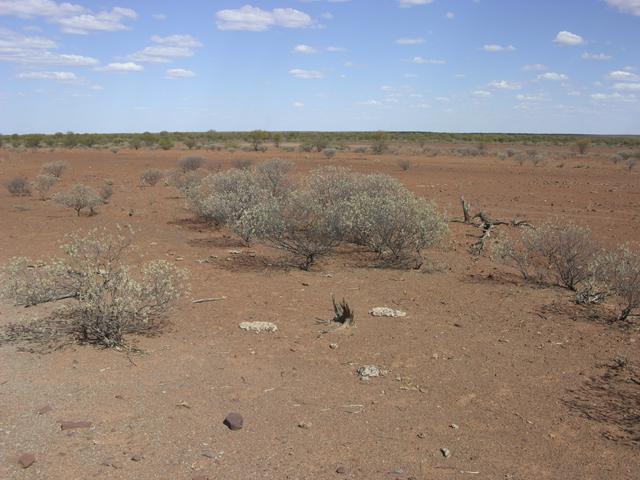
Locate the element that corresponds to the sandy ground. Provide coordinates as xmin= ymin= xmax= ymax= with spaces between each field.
xmin=0 ymin=146 xmax=638 ymax=480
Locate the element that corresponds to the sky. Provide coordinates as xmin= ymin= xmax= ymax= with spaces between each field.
xmin=0 ymin=0 xmax=639 ymax=135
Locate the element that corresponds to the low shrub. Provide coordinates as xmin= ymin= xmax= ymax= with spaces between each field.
xmin=5 ymin=176 xmax=31 ymax=196
xmin=323 ymin=148 xmax=337 ymax=159
xmin=178 ymin=156 xmax=204 ymax=172
xmin=54 ymin=184 xmax=103 ymax=216
xmin=41 ymin=160 xmax=67 ymax=178
xmin=31 ymin=174 xmax=58 ymax=200
xmin=398 ymin=159 xmax=412 ymax=171
xmin=140 ymin=168 xmax=163 ymax=186
xmin=0 ymin=227 xmax=188 ymax=347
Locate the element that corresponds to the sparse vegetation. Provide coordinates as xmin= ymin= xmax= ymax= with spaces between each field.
xmin=31 ymin=174 xmax=58 ymax=200
xmin=178 ymin=156 xmax=204 ymax=172
xmin=5 ymin=176 xmax=32 ymax=196
xmin=140 ymin=168 xmax=164 ymax=186
xmin=398 ymin=159 xmax=412 ymax=171
xmin=55 ymin=184 xmax=103 ymax=216
xmin=0 ymin=227 xmax=188 ymax=348
xmin=41 ymin=160 xmax=67 ymax=178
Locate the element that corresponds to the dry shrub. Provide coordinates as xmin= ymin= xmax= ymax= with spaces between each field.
xmin=595 ymin=245 xmax=640 ymax=321
xmin=0 ymin=227 xmax=188 ymax=347
xmin=99 ymin=183 xmax=113 ymax=202
xmin=178 ymin=155 xmax=204 ymax=172
xmin=5 ymin=176 xmax=32 ymax=196
xmin=492 ymin=221 xmax=597 ymax=290
xmin=323 ymin=148 xmax=337 ymax=159
xmin=54 ymin=184 xmax=103 ymax=216
xmin=167 ymin=169 xmax=203 ymax=196
xmin=398 ymin=159 xmax=412 ymax=171
xmin=140 ymin=168 xmax=163 ymax=186
xmin=41 ymin=160 xmax=67 ymax=178
xmin=31 ymin=174 xmax=58 ymax=200
xmin=232 ymin=158 xmax=253 ymax=170
xmin=253 ymin=158 xmax=293 ymax=198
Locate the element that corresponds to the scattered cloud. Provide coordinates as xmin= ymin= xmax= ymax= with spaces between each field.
xmin=292 ymin=44 xmax=317 ymax=54
xmin=395 ymin=37 xmax=424 ymax=45
xmin=581 ymin=52 xmax=612 ymax=60
xmin=591 ymin=91 xmax=638 ymax=102
xmin=360 ymin=99 xmax=382 ymax=105
xmin=17 ymin=71 xmax=76 ymax=81
xmin=128 ymin=34 xmax=202 ymax=63
xmin=537 ymin=72 xmax=569 ymax=81
xmin=488 ymin=80 xmax=522 ymax=90
xmin=483 ymin=44 xmax=515 ymax=52
xmin=472 ymin=90 xmax=491 ymax=98
xmin=216 ymin=5 xmax=313 ymax=31
xmin=96 ymin=62 xmax=143 ymax=72
xmin=410 ymin=56 xmax=445 ymax=64
xmin=326 ymin=46 xmax=346 ymax=52
xmin=516 ymin=93 xmax=545 ymax=101
xmin=152 ymin=13 xmax=167 ymax=21
xmin=554 ymin=31 xmax=584 ymax=46
xmin=292 ymin=101 xmax=304 ymax=107
xmin=613 ymin=82 xmax=640 ymax=91
xmin=522 ymin=64 xmax=548 ymax=71
xmin=607 ymin=70 xmax=639 ymax=81
xmin=289 ymin=68 xmax=323 ymax=79
xmin=398 ymin=0 xmax=435 ymax=7
xmin=0 ymin=28 xmax=99 ymax=65
xmin=605 ymin=0 xmax=640 ymax=16
xmin=165 ymin=68 xmax=195 ymax=79
xmin=445 ymin=12 xmax=455 ymax=19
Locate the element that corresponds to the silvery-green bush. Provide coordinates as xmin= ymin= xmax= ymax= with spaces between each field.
xmin=54 ymin=184 xmax=103 ymax=216
xmin=0 ymin=227 xmax=188 ymax=348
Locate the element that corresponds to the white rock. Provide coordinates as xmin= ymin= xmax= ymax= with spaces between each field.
xmin=357 ymin=365 xmax=381 ymax=378
xmin=368 ymin=307 xmax=407 ymax=318
xmin=239 ymin=321 xmax=278 ymax=333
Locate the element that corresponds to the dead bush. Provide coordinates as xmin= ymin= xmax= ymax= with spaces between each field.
xmin=177 ymin=155 xmax=204 ymax=172
xmin=54 ymin=184 xmax=103 ymax=216
xmin=99 ymin=183 xmax=113 ymax=202
xmin=5 ymin=176 xmax=32 ymax=196
xmin=597 ymin=245 xmax=640 ymax=321
xmin=31 ymin=174 xmax=58 ymax=200
xmin=140 ymin=168 xmax=163 ymax=186
xmin=167 ymin=169 xmax=203 ymax=196
xmin=40 ymin=160 xmax=67 ymax=178
xmin=398 ymin=159 xmax=412 ymax=171
xmin=232 ymin=158 xmax=253 ymax=170
xmin=0 ymin=227 xmax=188 ymax=348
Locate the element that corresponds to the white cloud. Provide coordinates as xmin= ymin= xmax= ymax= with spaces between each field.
xmin=321 ymin=12 xmax=333 ymax=19
xmin=0 ymin=2 xmax=139 ymax=35
xmin=472 ymin=90 xmax=491 ymax=98
xmin=613 ymin=82 xmax=640 ymax=91
xmin=516 ymin=93 xmax=545 ymax=101
xmin=289 ymin=68 xmax=323 ymax=79
xmin=591 ymin=92 xmax=637 ymax=102
xmin=605 ymin=0 xmax=640 ymax=15
xmin=17 ymin=70 xmax=76 ymax=81
xmin=97 ymin=62 xmax=143 ymax=72
xmin=326 ymin=46 xmax=345 ymax=52
xmin=537 ymin=72 xmax=569 ymax=81
xmin=445 ymin=12 xmax=455 ymax=19
xmin=165 ymin=68 xmax=195 ymax=79
xmin=553 ymin=31 xmax=584 ymax=46
xmin=90 ymin=84 xmax=103 ymax=90
xmin=216 ymin=5 xmax=313 ymax=31
xmin=395 ymin=37 xmax=424 ymax=45
xmin=607 ymin=70 xmax=640 ymax=81
xmin=483 ymin=44 xmax=516 ymax=52
xmin=0 ymin=28 xmax=98 ymax=65
xmin=292 ymin=101 xmax=304 ymax=107
xmin=292 ymin=44 xmax=317 ymax=54
xmin=152 ymin=13 xmax=167 ymax=21
xmin=128 ymin=34 xmax=202 ymax=63
xmin=398 ymin=0 xmax=435 ymax=7
xmin=581 ymin=52 xmax=612 ymax=61
xmin=522 ymin=64 xmax=548 ymax=71
xmin=411 ymin=56 xmax=445 ymax=64
xmin=360 ymin=99 xmax=382 ymax=105
xmin=488 ymin=80 xmax=522 ymax=90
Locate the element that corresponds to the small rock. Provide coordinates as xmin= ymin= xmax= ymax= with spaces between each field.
xmin=201 ymin=451 xmax=217 ymax=459
xmin=223 ymin=412 xmax=243 ymax=431
xmin=18 ymin=453 xmax=35 ymax=469
xmin=100 ymin=458 xmax=121 ymax=469
xmin=60 ymin=420 xmax=92 ymax=430
xmin=192 ymin=476 xmax=209 ymax=480
xmin=36 ymin=404 xmax=52 ymax=415
xmin=336 ymin=466 xmax=347 ymax=474
xmin=238 ymin=321 xmax=278 ymax=333
xmin=440 ymin=448 xmax=451 ymax=458
xmin=130 ymin=454 xmax=143 ymax=462
xmin=417 ymin=432 xmax=426 ymax=439
xmin=298 ymin=421 xmax=312 ymax=429
xmin=329 ymin=343 xmax=338 ymax=350
xmin=369 ymin=307 xmax=407 ymax=318
xmin=357 ymin=365 xmax=380 ymax=378
xmin=449 ymin=423 xmax=459 ymax=429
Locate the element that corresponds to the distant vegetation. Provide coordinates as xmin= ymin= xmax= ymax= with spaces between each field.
xmin=1 ymin=130 xmax=639 ymax=150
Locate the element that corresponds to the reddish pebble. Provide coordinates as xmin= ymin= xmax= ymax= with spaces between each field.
xmin=60 ymin=420 xmax=92 ymax=430
xmin=18 ymin=453 xmax=35 ymax=469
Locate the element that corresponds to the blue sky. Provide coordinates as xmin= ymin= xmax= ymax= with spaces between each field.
xmin=0 ymin=0 xmax=639 ymax=134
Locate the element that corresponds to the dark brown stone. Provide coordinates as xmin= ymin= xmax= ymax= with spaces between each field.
xmin=60 ymin=420 xmax=92 ymax=430
xmin=223 ymin=412 xmax=243 ymax=431
xmin=18 ymin=453 xmax=35 ymax=469
xmin=336 ymin=466 xmax=347 ymax=475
